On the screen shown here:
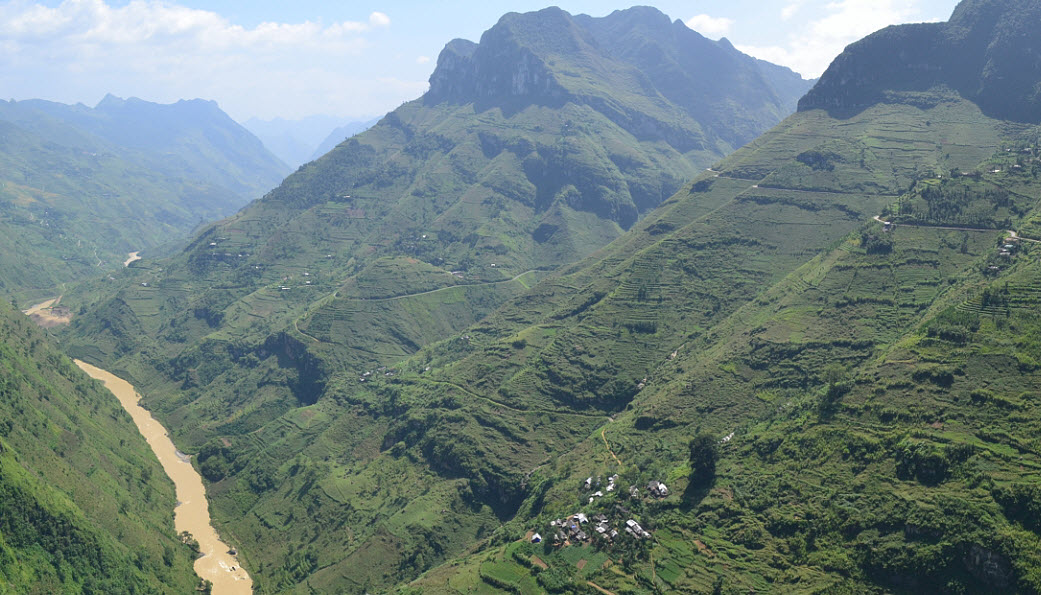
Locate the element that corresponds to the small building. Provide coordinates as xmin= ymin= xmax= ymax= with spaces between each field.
xmin=648 ymin=480 xmax=669 ymax=498
xmin=531 ymin=533 xmax=542 ymax=543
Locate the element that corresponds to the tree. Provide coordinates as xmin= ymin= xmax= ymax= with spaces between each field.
xmin=688 ymin=433 xmax=719 ymax=488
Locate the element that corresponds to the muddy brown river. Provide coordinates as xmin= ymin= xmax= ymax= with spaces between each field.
xmin=74 ymin=360 xmax=252 ymax=594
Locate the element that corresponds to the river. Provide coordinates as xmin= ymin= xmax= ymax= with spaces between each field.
xmin=73 ymin=360 xmax=253 ymax=594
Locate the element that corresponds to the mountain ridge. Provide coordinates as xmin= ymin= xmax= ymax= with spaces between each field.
xmin=799 ymin=0 xmax=1041 ymax=122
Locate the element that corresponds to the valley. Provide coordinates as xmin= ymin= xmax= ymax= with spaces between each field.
xmin=8 ymin=0 xmax=1041 ymax=593
xmin=74 ymin=360 xmax=252 ymax=594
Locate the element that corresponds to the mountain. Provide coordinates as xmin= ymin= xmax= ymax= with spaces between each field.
xmin=800 ymin=0 xmax=1041 ymax=123
xmin=0 ymin=300 xmax=199 ymax=592
xmin=5 ymin=96 xmax=288 ymax=204
xmin=61 ymin=5 xmax=812 ymax=392
xmin=44 ymin=6 xmax=875 ymax=592
xmin=243 ymin=115 xmax=379 ymax=168
xmin=0 ymin=96 xmax=288 ymax=301
xmin=308 ymin=118 xmax=379 ymax=162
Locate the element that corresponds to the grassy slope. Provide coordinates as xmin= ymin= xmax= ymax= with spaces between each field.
xmin=0 ymin=302 xmax=198 ymax=593
xmin=59 ymin=9 xmax=811 ymax=449
xmin=61 ymin=98 xmax=1021 ymax=593
xmin=408 ymin=104 xmax=1041 ymax=593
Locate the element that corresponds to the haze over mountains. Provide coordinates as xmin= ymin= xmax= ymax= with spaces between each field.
xmin=9 ymin=0 xmax=1041 ymax=593
xmin=0 ymin=95 xmax=287 ymax=299
xmin=243 ymin=116 xmax=380 ymax=169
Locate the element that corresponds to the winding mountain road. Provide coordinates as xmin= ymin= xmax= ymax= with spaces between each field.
xmin=872 ymin=215 xmax=1041 ymax=242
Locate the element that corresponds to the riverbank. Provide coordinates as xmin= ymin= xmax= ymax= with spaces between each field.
xmin=73 ymin=360 xmax=252 ymax=594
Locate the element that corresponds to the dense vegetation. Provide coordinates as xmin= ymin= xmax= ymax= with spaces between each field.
xmin=0 ymin=301 xmax=198 ymax=593
xmin=60 ymin=4 xmax=812 ymax=501
xmin=53 ymin=0 xmax=1041 ymax=592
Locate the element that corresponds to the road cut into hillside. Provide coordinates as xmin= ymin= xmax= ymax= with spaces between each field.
xmin=74 ymin=360 xmax=252 ymax=595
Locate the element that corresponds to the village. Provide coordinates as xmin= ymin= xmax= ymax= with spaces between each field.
xmin=530 ymin=474 xmax=670 ymax=548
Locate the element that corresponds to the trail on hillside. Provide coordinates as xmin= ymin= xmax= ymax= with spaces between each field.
xmin=601 ymin=426 xmax=622 ymax=467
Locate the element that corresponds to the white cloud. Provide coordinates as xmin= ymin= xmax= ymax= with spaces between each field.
xmin=781 ymin=2 xmax=805 ymax=20
xmin=369 ymin=11 xmax=390 ymax=27
xmin=416 ymin=55 xmax=431 ymax=64
xmin=0 ymin=0 xmax=416 ymax=119
xmin=737 ymin=0 xmax=938 ymax=78
xmin=684 ymin=14 xmax=734 ymax=38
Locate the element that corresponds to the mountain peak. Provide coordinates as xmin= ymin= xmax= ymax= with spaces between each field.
xmin=799 ymin=0 xmax=1041 ymax=122
xmin=95 ymin=93 xmax=126 ymax=109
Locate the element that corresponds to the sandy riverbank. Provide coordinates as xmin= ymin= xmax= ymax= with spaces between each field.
xmin=73 ymin=360 xmax=252 ymax=594
xmin=22 ymin=296 xmax=72 ymax=327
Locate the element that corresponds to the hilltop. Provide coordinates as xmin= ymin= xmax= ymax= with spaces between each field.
xmin=800 ymin=0 xmax=1041 ymax=122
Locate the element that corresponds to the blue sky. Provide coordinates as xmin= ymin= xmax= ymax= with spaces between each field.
xmin=0 ymin=0 xmax=960 ymax=122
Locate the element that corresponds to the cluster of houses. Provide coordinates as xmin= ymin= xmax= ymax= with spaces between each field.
xmin=533 ymin=475 xmax=671 ymax=548
xmin=583 ymin=475 xmax=669 ymax=500
xmin=999 ymin=237 xmax=1018 ymax=259
xmin=538 ymin=509 xmax=654 ymax=547
xmin=583 ymin=474 xmax=621 ymax=503
xmin=358 ymin=366 xmax=396 ymax=382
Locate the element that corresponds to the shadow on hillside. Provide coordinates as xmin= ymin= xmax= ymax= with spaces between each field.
xmin=680 ymin=479 xmax=714 ymax=511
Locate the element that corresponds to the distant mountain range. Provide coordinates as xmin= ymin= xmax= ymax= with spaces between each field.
xmin=243 ymin=115 xmax=379 ymax=168
xmin=308 ymin=118 xmax=380 ymax=162
xmin=0 ymin=95 xmax=288 ymax=300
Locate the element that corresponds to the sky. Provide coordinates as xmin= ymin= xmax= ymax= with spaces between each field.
xmin=0 ymin=0 xmax=961 ymax=123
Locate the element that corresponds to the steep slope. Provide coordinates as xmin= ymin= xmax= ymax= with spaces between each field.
xmin=0 ymin=301 xmax=199 ymax=593
xmin=54 ymin=0 xmax=1041 ymax=591
xmin=65 ymin=73 xmax=1017 ymax=595
xmin=62 ymin=5 xmax=811 ymax=426
xmin=0 ymin=96 xmax=288 ymax=301
xmin=66 ymin=2 xmax=1041 ymax=591
xmin=391 ymin=1 xmax=1041 ymax=592
xmin=308 ymin=118 xmax=379 ymax=162
xmin=800 ymin=0 xmax=1041 ymax=123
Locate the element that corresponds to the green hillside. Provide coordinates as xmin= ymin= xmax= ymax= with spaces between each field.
xmin=60 ymin=4 xmax=812 ymax=487
xmin=56 ymin=0 xmax=1041 ymax=592
xmin=66 ymin=96 xmax=1038 ymax=592
xmin=0 ymin=301 xmax=199 ymax=593
xmin=0 ymin=96 xmax=288 ymax=302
